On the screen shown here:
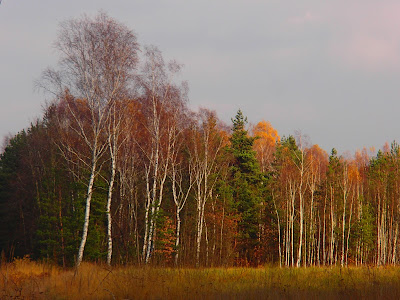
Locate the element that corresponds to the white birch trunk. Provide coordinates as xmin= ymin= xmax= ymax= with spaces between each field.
xmin=175 ymin=208 xmax=181 ymax=265
xmin=106 ymin=151 xmax=116 ymax=266
xmin=341 ymin=167 xmax=348 ymax=267
xmin=296 ymin=162 xmax=304 ymax=267
xmin=76 ymin=158 xmax=97 ymax=267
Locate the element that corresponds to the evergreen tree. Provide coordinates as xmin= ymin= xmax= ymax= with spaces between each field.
xmin=229 ymin=110 xmax=266 ymax=265
xmin=0 ymin=130 xmax=31 ymax=258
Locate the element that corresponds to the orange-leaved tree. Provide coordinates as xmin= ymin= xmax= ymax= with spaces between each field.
xmin=252 ymin=120 xmax=280 ymax=173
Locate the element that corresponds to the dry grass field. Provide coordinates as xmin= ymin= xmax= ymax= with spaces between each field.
xmin=2 ymin=257 xmax=400 ymax=299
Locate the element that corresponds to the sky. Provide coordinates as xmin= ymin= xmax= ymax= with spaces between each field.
xmin=1 ymin=0 xmax=400 ymax=154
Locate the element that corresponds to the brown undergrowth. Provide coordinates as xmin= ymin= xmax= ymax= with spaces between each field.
xmin=2 ymin=257 xmax=400 ymax=299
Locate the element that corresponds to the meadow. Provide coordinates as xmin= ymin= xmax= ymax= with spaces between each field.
xmin=1 ymin=258 xmax=400 ymax=299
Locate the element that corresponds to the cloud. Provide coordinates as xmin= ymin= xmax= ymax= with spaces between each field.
xmin=332 ymin=35 xmax=400 ymax=71
xmin=327 ymin=1 xmax=400 ymax=71
xmin=288 ymin=11 xmax=322 ymax=25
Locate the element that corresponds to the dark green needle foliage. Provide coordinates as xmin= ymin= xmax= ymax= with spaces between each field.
xmin=229 ymin=110 xmax=267 ymax=265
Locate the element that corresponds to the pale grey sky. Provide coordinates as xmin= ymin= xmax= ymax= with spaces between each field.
xmin=1 ymin=0 xmax=400 ymax=154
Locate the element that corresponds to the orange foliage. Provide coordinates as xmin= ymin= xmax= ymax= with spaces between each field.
xmin=353 ymin=147 xmax=371 ymax=181
xmin=252 ymin=120 xmax=280 ymax=172
xmin=307 ymin=144 xmax=328 ymax=164
xmin=348 ymin=163 xmax=360 ymax=183
xmin=253 ymin=121 xmax=280 ymax=145
xmin=306 ymin=144 xmax=329 ymax=178
xmin=154 ymin=216 xmax=175 ymax=264
xmin=354 ymin=148 xmax=369 ymax=167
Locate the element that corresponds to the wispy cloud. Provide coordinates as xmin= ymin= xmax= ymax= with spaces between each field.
xmin=332 ymin=35 xmax=400 ymax=71
xmin=327 ymin=1 xmax=400 ymax=70
xmin=288 ymin=11 xmax=322 ymax=25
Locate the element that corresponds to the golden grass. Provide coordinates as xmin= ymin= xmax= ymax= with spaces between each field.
xmin=2 ymin=258 xmax=400 ymax=299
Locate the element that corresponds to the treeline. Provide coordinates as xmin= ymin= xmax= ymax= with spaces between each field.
xmin=1 ymin=13 xmax=400 ymax=268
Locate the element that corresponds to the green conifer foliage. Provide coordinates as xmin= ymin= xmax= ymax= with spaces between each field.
xmin=0 ymin=130 xmax=31 ymax=258
xmin=229 ymin=110 xmax=267 ymax=265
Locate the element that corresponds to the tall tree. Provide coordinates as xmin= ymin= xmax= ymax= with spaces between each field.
xmin=229 ymin=110 xmax=266 ymax=265
xmin=272 ymin=135 xmax=299 ymax=266
xmin=0 ymin=130 xmax=32 ymax=258
xmin=137 ymin=46 xmax=187 ymax=263
xmin=252 ymin=120 xmax=280 ymax=173
xmin=189 ymin=109 xmax=227 ymax=267
xmin=39 ymin=12 xmax=139 ymax=266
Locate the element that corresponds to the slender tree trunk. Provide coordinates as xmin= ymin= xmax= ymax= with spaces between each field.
xmin=308 ymin=185 xmax=315 ymax=266
xmin=297 ymin=182 xmax=304 ymax=267
xmin=175 ymin=208 xmax=181 ymax=265
xmin=196 ymin=199 xmax=204 ymax=267
xmin=205 ymin=221 xmax=209 ymax=266
xmin=287 ymin=209 xmax=290 ymax=266
xmin=220 ymin=202 xmax=225 ymax=265
xmin=144 ymin=111 xmax=161 ymax=264
xmin=170 ymin=160 xmax=192 ymax=266
xmin=291 ymin=184 xmax=295 ymax=267
xmin=323 ymin=191 xmax=327 ymax=265
xmin=341 ymin=185 xmax=347 ymax=267
xmin=212 ymin=201 xmax=217 ymax=267
xmin=345 ymin=189 xmax=354 ymax=266
xmin=377 ymin=195 xmax=381 ymax=265
xmin=317 ymin=213 xmax=321 ymax=266
xmin=142 ymin=164 xmax=152 ymax=261
xmin=77 ymin=156 xmax=97 ymax=267
xmin=106 ymin=152 xmax=116 ymax=266
xmin=273 ymin=196 xmax=282 ymax=268
xmin=58 ymin=188 xmax=66 ymax=268
xmin=392 ymin=223 xmax=398 ymax=264
xmin=196 ymin=191 xmax=206 ymax=267
xmin=330 ymin=186 xmax=335 ymax=265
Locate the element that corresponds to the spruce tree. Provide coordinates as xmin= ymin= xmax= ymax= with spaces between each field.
xmin=229 ymin=110 xmax=266 ymax=265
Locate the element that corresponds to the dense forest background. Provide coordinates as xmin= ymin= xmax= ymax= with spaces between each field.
xmin=1 ymin=13 xmax=399 ymax=268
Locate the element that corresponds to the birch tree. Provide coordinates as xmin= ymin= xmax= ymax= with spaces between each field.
xmin=189 ymin=109 xmax=226 ymax=267
xmin=105 ymin=99 xmax=139 ymax=265
xmin=252 ymin=120 xmax=280 ymax=173
xmin=137 ymin=46 xmax=187 ymax=263
xmin=293 ymin=132 xmax=310 ymax=267
xmin=305 ymin=145 xmax=328 ymax=266
xmin=116 ymin=101 xmax=142 ymax=262
xmin=169 ymin=128 xmax=194 ymax=265
xmin=39 ymin=12 xmax=139 ymax=267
